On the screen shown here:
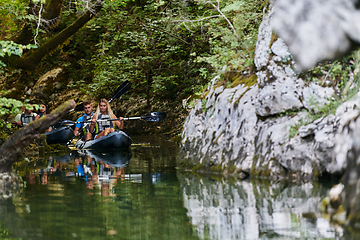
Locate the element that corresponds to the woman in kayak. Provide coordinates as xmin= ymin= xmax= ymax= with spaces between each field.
xmin=38 ymin=103 xmax=50 ymax=118
xmin=89 ymin=98 xmax=124 ymax=139
xmin=38 ymin=103 xmax=52 ymax=132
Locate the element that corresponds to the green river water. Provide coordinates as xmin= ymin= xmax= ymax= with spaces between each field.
xmin=0 ymin=135 xmax=346 ymax=239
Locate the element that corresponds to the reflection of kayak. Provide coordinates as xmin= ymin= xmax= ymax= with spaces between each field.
xmin=82 ymin=149 xmax=132 ymax=168
xmin=51 ymin=150 xmax=80 ymax=163
xmin=43 ymin=126 xmax=74 ymax=145
xmin=75 ymin=130 xmax=132 ymax=150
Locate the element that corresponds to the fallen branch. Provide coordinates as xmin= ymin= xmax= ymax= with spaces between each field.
xmin=0 ymin=99 xmax=75 ymax=172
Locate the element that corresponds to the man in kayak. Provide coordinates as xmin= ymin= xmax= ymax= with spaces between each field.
xmin=14 ymin=104 xmax=39 ymax=127
xmin=89 ymin=98 xmax=124 ymax=139
xmin=73 ymin=101 xmax=94 ymax=141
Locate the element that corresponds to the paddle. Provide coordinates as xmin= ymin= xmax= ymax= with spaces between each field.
xmin=69 ymin=80 xmax=131 ymax=112
xmin=109 ymin=80 xmax=131 ymax=103
xmin=123 ymin=112 xmax=166 ymax=122
xmin=69 ymin=103 xmax=85 ymax=112
xmin=66 ymin=122 xmax=88 ymax=145
xmin=76 ymin=112 xmax=167 ymax=123
xmin=56 ymin=119 xmax=75 ymax=126
xmin=66 ymin=81 xmax=131 ymax=145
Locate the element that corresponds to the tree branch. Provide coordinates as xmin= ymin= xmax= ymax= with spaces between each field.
xmin=8 ymin=2 xmax=102 ymax=70
xmin=0 ymin=100 xmax=75 ymax=172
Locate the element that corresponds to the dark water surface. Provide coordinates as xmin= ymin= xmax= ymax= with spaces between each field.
xmin=1 ymin=135 xmax=343 ymax=239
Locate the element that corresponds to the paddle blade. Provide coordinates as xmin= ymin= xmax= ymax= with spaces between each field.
xmin=141 ymin=112 xmax=166 ymax=122
xmin=53 ymin=119 xmax=75 ymax=129
xmin=60 ymin=119 xmax=76 ymax=126
xmin=70 ymin=103 xmax=84 ymax=112
xmin=109 ymin=80 xmax=131 ymax=103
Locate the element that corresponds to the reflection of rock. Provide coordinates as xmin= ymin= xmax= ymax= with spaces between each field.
xmin=0 ymin=172 xmax=23 ymax=199
xmin=178 ymin=172 xmax=338 ymax=239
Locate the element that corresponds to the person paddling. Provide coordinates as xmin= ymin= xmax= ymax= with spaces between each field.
xmin=74 ymin=101 xmax=94 ymax=141
xmin=14 ymin=104 xmax=39 ymax=127
xmin=89 ymin=98 xmax=124 ymax=140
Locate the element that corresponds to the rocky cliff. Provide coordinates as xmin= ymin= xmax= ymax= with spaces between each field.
xmin=179 ymin=9 xmax=341 ymax=180
xmin=179 ymin=0 xmax=360 ymax=227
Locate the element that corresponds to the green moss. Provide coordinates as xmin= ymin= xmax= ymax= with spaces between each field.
xmin=210 ymin=164 xmax=223 ymax=172
xmin=177 ymin=157 xmax=194 ymax=169
xmin=213 ymin=130 xmax=224 ymax=143
xmin=312 ymin=169 xmax=320 ymax=179
xmin=270 ymin=32 xmax=278 ymax=46
xmin=228 ymin=164 xmax=236 ymax=174
xmin=209 ymin=174 xmax=223 ymax=182
xmin=249 ymin=158 xmax=272 ymax=177
xmin=233 ymin=88 xmax=251 ymax=108
xmin=231 ymin=74 xmax=257 ymax=88
xmin=191 ymin=164 xmax=205 ymax=171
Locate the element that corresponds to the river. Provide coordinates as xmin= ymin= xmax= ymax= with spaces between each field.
xmin=0 ymin=135 xmax=345 ymax=239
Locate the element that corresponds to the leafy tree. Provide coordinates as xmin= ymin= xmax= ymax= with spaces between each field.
xmin=173 ymin=0 xmax=266 ymax=78
xmin=83 ymin=0 xmax=211 ymax=108
xmin=0 ymin=0 xmax=103 ymax=70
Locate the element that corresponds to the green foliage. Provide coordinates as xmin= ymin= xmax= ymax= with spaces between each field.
xmin=0 ymin=90 xmax=40 ymax=137
xmin=0 ymin=0 xmax=29 ymax=40
xmin=300 ymin=53 xmax=355 ymax=94
xmin=288 ymin=49 xmax=360 ymax=138
xmin=174 ymin=0 xmax=265 ymax=77
xmin=0 ymin=41 xmax=37 ymax=57
xmin=75 ymin=0 xmax=266 ymax=108
xmin=288 ymin=99 xmax=342 ymax=139
xmin=78 ymin=0 xmax=211 ymax=106
xmin=288 ymin=120 xmax=302 ymax=139
xmin=0 ymin=41 xmax=37 ymax=73
xmin=0 ymin=221 xmax=16 ymax=239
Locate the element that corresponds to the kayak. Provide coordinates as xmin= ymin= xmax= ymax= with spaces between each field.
xmin=43 ymin=126 xmax=74 ymax=145
xmin=74 ymin=130 xmax=132 ymax=150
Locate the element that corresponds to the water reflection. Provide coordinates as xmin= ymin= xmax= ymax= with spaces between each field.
xmin=178 ymin=172 xmax=340 ymax=239
xmin=1 ymin=136 xmax=347 ymax=239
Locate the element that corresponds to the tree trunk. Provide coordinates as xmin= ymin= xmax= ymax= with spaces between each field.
xmin=0 ymin=99 xmax=75 ymax=172
xmin=8 ymin=3 xmax=102 ymax=70
xmin=15 ymin=0 xmax=64 ymax=45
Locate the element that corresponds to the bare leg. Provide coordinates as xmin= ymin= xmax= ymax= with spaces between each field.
xmin=95 ymin=128 xmax=115 ymax=139
xmin=84 ymin=132 xmax=93 ymax=141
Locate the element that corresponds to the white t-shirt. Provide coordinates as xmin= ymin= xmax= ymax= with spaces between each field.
xmin=14 ymin=112 xmax=38 ymax=125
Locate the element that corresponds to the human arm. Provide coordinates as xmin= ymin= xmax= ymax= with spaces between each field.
xmin=112 ymin=114 xmax=124 ymax=130
xmin=34 ymin=113 xmax=39 ymax=121
xmin=74 ymin=127 xmax=81 ymax=136
xmin=14 ymin=114 xmax=22 ymax=126
xmin=89 ymin=115 xmax=97 ymax=133
xmin=73 ymin=116 xmax=83 ymax=136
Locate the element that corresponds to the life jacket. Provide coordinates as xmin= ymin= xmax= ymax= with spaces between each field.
xmin=95 ymin=113 xmax=113 ymax=134
xmin=21 ymin=113 xmax=36 ymax=126
xmin=82 ymin=114 xmax=94 ymax=134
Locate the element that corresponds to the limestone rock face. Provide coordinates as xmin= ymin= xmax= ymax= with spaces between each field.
xmin=180 ymin=0 xmax=360 ymax=229
xmin=271 ymin=0 xmax=360 ymax=71
xmin=179 ymin=7 xmax=341 ymax=179
xmin=181 ymin=81 xmax=259 ymax=172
